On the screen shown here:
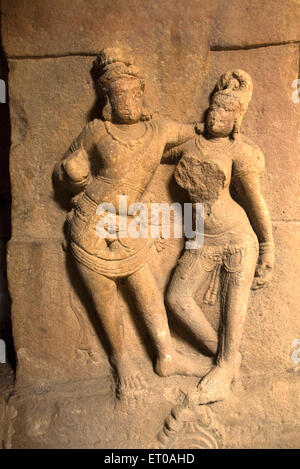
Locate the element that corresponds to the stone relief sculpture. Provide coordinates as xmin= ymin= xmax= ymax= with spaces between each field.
xmin=54 ymin=46 xmax=274 ymax=411
xmin=164 ymin=70 xmax=275 ymax=404
xmin=156 ymin=394 xmax=224 ymax=449
xmin=54 ymin=48 xmax=213 ymax=400
xmin=4 ymin=0 xmax=299 ymax=450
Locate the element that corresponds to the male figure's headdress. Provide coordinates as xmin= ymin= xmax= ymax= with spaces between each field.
xmin=92 ymin=47 xmax=145 ymax=92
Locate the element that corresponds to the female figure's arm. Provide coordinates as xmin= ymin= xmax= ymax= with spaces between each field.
xmin=233 ymin=145 xmax=274 ymax=289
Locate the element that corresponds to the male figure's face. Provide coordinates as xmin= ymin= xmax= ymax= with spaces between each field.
xmin=108 ymin=78 xmax=144 ymax=124
xmin=206 ymin=95 xmax=240 ymax=138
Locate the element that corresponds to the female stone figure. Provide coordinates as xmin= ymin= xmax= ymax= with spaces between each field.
xmin=165 ymin=70 xmax=275 ymax=404
xmin=54 ymin=48 xmax=211 ymax=398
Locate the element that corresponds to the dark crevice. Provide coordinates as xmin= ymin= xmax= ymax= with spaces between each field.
xmin=7 ymin=52 xmax=98 ymax=60
xmin=211 ymin=40 xmax=300 ymax=52
xmin=298 ymin=44 xmax=300 ymax=81
xmin=271 ymin=219 xmax=300 ymax=223
xmin=0 ymin=8 xmax=15 ymax=375
xmin=5 ymin=41 xmax=300 ymax=61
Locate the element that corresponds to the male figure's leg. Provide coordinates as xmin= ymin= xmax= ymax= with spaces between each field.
xmin=76 ymin=262 xmax=138 ymax=393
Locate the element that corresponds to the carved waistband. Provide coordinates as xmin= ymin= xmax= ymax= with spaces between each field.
xmin=178 ymin=243 xmax=258 ymax=305
xmin=95 ymin=175 xmax=145 ymax=194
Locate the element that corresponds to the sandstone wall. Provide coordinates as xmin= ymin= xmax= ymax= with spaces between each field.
xmin=2 ymin=0 xmax=300 ymax=448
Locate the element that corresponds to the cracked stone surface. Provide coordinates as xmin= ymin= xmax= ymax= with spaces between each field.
xmin=2 ymin=0 xmax=300 ymax=57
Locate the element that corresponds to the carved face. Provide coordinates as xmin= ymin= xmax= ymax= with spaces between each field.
xmin=206 ymin=95 xmax=240 ymax=138
xmin=108 ymin=77 xmax=144 ymax=124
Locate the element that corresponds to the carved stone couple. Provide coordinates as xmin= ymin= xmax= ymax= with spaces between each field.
xmin=55 ymin=48 xmax=274 ymax=404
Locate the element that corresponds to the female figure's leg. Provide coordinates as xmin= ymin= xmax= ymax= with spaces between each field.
xmin=166 ymin=251 xmax=218 ymax=356
xmin=197 ymin=246 xmax=258 ymax=404
xmin=126 ymin=261 xmax=213 ymax=377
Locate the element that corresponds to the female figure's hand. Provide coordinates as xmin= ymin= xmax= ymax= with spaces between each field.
xmin=252 ymin=243 xmax=274 ymax=289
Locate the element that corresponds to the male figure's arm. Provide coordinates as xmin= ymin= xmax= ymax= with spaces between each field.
xmin=54 ymin=120 xmax=99 ymax=194
xmin=159 ymin=120 xmax=203 ymax=164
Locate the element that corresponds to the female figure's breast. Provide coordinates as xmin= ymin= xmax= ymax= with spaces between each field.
xmin=174 ymin=138 xmax=232 ymax=204
xmin=175 ymin=154 xmax=228 ymax=204
xmin=174 ymin=138 xmax=252 ymax=236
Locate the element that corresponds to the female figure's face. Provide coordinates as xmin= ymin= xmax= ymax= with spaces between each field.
xmin=108 ymin=77 xmax=144 ymax=124
xmin=206 ymin=95 xmax=240 ymax=138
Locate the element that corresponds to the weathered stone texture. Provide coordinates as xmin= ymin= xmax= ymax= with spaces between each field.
xmin=2 ymin=0 xmax=300 ymax=449
xmin=211 ymin=0 xmax=300 ymax=49
xmin=2 ymin=0 xmax=300 ymax=57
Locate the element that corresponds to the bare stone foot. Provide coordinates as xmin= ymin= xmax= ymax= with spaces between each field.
xmin=110 ymin=353 xmax=147 ymax=403
xmin=87 ymin=350 xmax=103 ymax=363
xmin=197 ymin=353 xmax=242 ymax=404
xmin=116 ymin=374 xmax=147 ymax=402
xmin=155 ymin=351 xmax=214 ymax=378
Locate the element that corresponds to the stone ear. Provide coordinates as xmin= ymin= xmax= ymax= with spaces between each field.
xmin=232 ymin=117 xmax=241 ymax=137
xmin=140 ymin=98 xmax=152 ymax=121
xmin=140 ymin=108 xmax=152 ymax=121
xmin=102 ymin=97 xmax=112 ymax=121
